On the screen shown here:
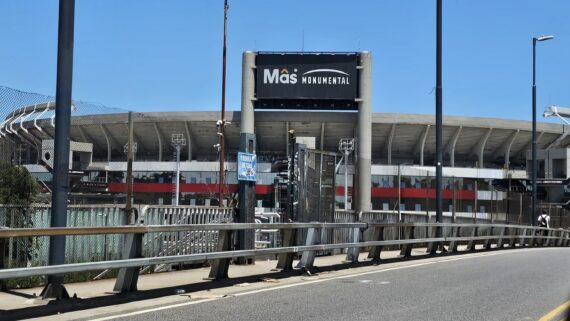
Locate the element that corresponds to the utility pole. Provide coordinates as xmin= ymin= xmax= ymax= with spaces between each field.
xmin=126 ymin=111 xmax=134 ymax=224
xmin=41 ymin=0 xmax=75 ymax=299
xmin=218 ymin=0 xmax=229 ymax=207
xmin=435 ymin=0 xmax=444 ymax=243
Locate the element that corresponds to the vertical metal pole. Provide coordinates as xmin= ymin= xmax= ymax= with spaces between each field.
xmin=474 ymin=180 xmax=478 ymax=223
xmin=175 ymin=144 xmax=181 ymax=206
xmin=452 ymin=177 xmax=456 ymax=223
xmin=356 ymin=51 xmax=372 ymax=212
xmin=398 ymin=164 xmax=401 ymax=222
xmin=41 ymin=0 xmax=75 ymax=299
xmin=398 ymin=164 xmax=401 ymax=242
xmin=532 ymin=38 xmax=537 ymax=226
xmin=126 ymin=111 xmax=133 ymax=223
xmin=344 ymin=150 xmax=348 ymax=210
xmin=435 ymin=0 xmax=444 ymax=238
xmin=218 ymin=0 xmax=229 ymax=207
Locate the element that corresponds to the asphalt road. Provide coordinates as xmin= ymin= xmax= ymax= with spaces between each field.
xmin=101 ymin=248 xmax=570 ymax=321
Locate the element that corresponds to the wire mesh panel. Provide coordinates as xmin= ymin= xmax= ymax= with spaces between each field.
xmin=141 ymin=206 xmax=234 ymax=265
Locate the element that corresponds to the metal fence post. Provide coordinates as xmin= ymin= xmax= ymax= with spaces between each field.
xmin=345 ymin=227 xmax=361 ymax=263
xmin=296 ymin=227 xmax=319 ymax=269
xmin=484 ymin=227 xmax=494 ymax=250
xmin=426 ymin=226 xmax=438 ymax=254
xmin=543 ymin=229 xmax=552 ymax=247
xmin=208 ymin=229 xmax=233 ymax=280
xmin=276 ymin=229 xmax=297 ymax=271
xmin=367 ymin=226 xmax=384 ymax=262
xmin=467 ymin=226 xmax=478 ymax=251
xmin=448 ymin=226 xmax=461 ymax=253
xmin=399 ymin=226 xmax=415 ymax=258
xmin=113 ymin=233 xmax=144 ymax=292
xmin=508 ymin=227 xmax=517 ymax=248
xmin=556 ymin=230 xmax=564 ymax=246
xmin=497 ymin=227 xmax=506 ymax=248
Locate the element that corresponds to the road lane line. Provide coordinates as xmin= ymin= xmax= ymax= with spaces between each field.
xmin=88 ymin=248 xmax=554 ymax=321
xmin=538 ymin=300 xmax=570 ymax=321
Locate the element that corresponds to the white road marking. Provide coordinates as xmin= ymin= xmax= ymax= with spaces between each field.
xmin=89 ymin=248 xmax=551 ymax=321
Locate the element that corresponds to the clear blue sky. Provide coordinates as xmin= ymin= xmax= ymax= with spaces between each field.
xmin=1 ymin=0 xmax=569 ymax=121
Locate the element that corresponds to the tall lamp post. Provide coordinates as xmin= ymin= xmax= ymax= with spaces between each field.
xmin=172 ymin=134 xmax=186 ymax=206
xmin=338 ymin=138 xmax=355 ymax=210
xmin=532 ymin=35 xmax=554 ymax=226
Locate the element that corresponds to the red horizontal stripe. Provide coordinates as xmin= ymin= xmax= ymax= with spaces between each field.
xmin=108 ymin=183 xmax=274 ymax=195
xmin=107 ymin=184 xmax=475 ymax=200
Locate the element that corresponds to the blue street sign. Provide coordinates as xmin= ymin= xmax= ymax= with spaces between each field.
xmin=237 ymin=152 xmax=257 ymax=182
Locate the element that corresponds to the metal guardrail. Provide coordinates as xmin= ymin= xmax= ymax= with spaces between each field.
xmin=0 ymin=222 xmax=568 ymax=295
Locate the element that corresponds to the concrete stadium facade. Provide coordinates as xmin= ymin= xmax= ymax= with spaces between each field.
xmin=2 ymin=106 xmax=569 ymax=223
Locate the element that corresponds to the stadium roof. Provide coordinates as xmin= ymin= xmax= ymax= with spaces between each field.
xmin=3 ymin=109 xmax=569 ymax=168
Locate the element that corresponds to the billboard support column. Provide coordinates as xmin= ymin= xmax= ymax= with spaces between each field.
xmin=237 ymin=51 xmax=256 ymax=264
xmin=355 ymin=51 xmax=372 ymax=213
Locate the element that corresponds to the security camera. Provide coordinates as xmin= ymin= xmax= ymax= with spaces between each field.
xmin=213 ymin=144 xmax=221 ymax=148
xmin=216 ymin=120 xmax=223 ymax=127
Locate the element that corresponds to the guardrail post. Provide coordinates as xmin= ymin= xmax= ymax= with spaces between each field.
xmin=448 ymin=226 xmax=461 ymax=253
xmin=367 ymin=226 xmax=384 ymax=262
xmin=496 ymin=227 xmax=506 ymax=248
xmin=508 ymin=227 xmax=517 ymax=248
xmin=564 ymin=231 xmax=570 ymax=247
xmin=556 ymin=230 xmax=564 ymax=247
xmin=276 ymin=229 xmax=297 ymax=271
xmin=484 ymin=227 xmax=494 ymax=250
xmin=345 ymin=227 xmax=362 ymax=263
xmin=208 ymin=229 xmax=233 ymax=280
xmin=467 ymin=226 xmax=478 ymax=251
xmin=113 ymin=232 xmax=144 ymax=293
xmin=519 ymin=228 xmax=528 ymax=247
xmin=426 ymin=226 xmax=436 ymax=254
xmin=543 ymin=229 xmax=552 ymax=247
xmin=296 ymin=227 xmax=319 ymax=270
xmin=399 ymin=226 xmax=415 ymax=258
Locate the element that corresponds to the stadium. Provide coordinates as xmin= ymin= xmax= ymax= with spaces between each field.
xmin=1 ymin=51 xmax=569 ymax=227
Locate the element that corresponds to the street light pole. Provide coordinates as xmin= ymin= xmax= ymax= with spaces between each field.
xmin=171 ymin=134 xmax=186 ymax=206
xmin=532 ymin=35 xmax=554 ymax=226
xmin=435 ymin=0 xmax=443 ymax=237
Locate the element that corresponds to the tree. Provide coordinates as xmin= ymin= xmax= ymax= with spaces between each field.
xmin=0 ymin=162 xmax=39 ymax=289
xmin=0 ymin=162 xmax=38 ymax=205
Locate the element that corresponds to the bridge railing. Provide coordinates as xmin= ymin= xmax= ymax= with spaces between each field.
xmin=0 ymin=221 xmax=568 ymax=295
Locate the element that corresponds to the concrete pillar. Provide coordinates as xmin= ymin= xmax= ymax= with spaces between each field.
xmin=237 ymin=51 xmax=257 ymax=264
xmin=356 ymin=52 xmax=372 ymax=212
xmin=240 ymin=52 xmax=255 ymax=134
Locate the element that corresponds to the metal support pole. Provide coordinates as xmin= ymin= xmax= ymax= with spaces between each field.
xmin=532 ymin=38 xmax=537 ymax=227
xmin=113 ymin=233 xmax=143 ymax=292
xmin=40 ymin=0 xmax=75 ymax=300
xmin=175 ymin=144 xmax=181 ymax=206
xmin=344 ymin=150 xmax=349 ymax=210
xmin=435 ymin=0 xmax=443 ymax=238
xmin=126 ymin=111 xmax=134 ymax=223
xmin=218 ymin=0 xmax=229 ymax=207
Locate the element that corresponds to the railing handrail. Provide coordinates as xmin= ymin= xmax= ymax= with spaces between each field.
xmin=0 ymin=222 xmax=567 ymax=239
